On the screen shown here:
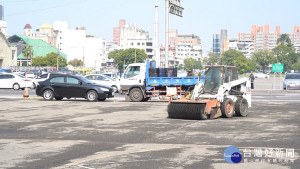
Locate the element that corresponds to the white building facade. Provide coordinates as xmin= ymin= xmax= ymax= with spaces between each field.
xmin=176 ymin=44 xmax=202 ymax=65
xmin=54 ymin=21 xmax=106 ymax=68
xmin=228 ymin=37 xmax=254 ymax=58
xmin=118 ymin=22 xmax=154 ymax=59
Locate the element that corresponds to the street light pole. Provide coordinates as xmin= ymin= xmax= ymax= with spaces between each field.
xmin=154 ymin=0 xmax=160 ymax=68
xmin=57 ymin=44 xmax=59 ymax=71
xmin=165 ymin=0 xmax=169 ymax=68
xmin=165 ymin=0 xmax=184 ymax=68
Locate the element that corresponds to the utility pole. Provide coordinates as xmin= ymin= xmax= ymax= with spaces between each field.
xmin=57 ymin=44 xmax=60 ymax=71
xmin=165 ymin=0 xmax=169 ymax=68
xmin=165 ymin=0 xmax=184 ymax=68
xmin=135 ymin=49 xmax=137 ymax=63
xmin=82 ymin=47 xmax=85 ymax=68
xmin=154 ymin=0 xmax=160 ymax=68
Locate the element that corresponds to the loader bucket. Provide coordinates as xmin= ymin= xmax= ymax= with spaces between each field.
xmin=168 ymin=99 xmax=222 ymax=120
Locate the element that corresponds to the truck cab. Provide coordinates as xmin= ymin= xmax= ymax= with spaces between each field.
xmin=120 ymin=63 xmax=147 ymax=101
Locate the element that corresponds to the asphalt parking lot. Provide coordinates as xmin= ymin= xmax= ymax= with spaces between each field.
xmin=0 ymin=95 xmax=299 ymax=169
xmin=0 ymin=77 xmax=299 ymax=169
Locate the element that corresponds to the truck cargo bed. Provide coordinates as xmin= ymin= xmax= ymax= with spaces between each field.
xmin=146 ymin=76 xmax=198 ymax=86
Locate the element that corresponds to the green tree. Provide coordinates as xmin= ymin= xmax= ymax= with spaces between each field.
xmin=277 ymin=34 xmax=292 ymax=47
xmin=177 ymin=64 xmax=184 ymax=70
xmin=32 ymin=52 xmax=67 ymax=67
xmin=44 ymin=52 xmax=67 ymax=67
xmin=195 ymin=60 xmax=203 ymax=70
xmin=252 ymin=50 xmax=277 ymax=73
xmin=68 ymin=59 xmax=83 ymax=67
xmin=221 ymin=50 xmax=254 ymax=74
xmin=22 ymin=44 xmax=33 ymax=67
xmin=183 ymin=58 xmax=202 ymax=70
xmin=108 ymin=49 xmax=123 ymax=60
xmin=220 ymin=50 xmax=243 ymax=66
xmin=273 ymin=44 xmax=298 ymax=71
xmin=108 ymin=49 xmax=148 ymax=71
xmin=32 ymin=56 xmax=47 ymax=66
xmin=291 ymin=58 xmax=300 ymax=71
xmin=203 ymin=53 xmax=220 ymax=65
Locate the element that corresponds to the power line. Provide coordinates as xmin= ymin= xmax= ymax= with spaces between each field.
xmin=6 ymin=0 xmax=88 ymax=17
xmin=0 ymin=0 xmax=40 ymax=2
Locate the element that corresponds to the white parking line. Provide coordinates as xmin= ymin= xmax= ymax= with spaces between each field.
xmin=77 ymin=164 xmax=95 ymax=169
xmin=253 ymin=99 xmax=300 ymax=102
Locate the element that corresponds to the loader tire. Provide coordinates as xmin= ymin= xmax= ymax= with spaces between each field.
xmin=221 ymin=98 xmax=234 ymax=118
xmin=235 ymin=98 xmax=249 ymax=117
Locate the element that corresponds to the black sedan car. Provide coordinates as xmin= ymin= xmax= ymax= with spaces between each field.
xmin=36 ymin=74 xmax=114 ymax=101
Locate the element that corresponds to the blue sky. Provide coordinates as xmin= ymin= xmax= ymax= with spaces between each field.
xmin=1 ymin=0 xmax=300 ymax=53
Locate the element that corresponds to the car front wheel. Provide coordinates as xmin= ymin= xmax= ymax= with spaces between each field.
xmin=32 ymin=83 xmax=36 ymax=89
xmin=87 ymin=90 xmax=98 ymax=102
xmin=43 ymin=89 xmax=54 ymax=101
xmin=112 ymin=86 xmax=118 ymax=93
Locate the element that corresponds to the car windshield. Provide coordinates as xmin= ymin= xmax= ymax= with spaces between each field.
xmin=77 ymin=76 xmax=93 ymax=84
xmin=18 ymin=75 xmax=25 ymax=78
xmin=285 ymin=74 xmax=300 ymax=79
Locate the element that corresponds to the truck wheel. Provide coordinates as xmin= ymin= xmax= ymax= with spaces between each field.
xmin=129 ymin=88 xmax=144 ymax=102
xmin=221 ymin=98 xmax=234 ymax=118
xmin=235 ymin=98 xmax=249 ymax=117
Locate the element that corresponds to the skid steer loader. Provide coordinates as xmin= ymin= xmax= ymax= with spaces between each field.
xmin=168 ymin=65 xmax=251 ymax=120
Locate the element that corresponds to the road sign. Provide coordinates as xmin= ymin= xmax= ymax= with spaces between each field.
xmin=272 ymin=63 xmax=284 ymax=72
xmin=169 ymin=0 xmax=184 ymax=17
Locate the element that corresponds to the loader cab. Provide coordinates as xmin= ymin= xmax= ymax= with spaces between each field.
xmin=203 ymin=66 xmax=239 ymax=93
xmin=203 ymin=66 xmax=223 ymax=93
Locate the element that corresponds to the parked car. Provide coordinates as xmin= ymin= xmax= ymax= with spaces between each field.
xmin=254 ymin=72 xmax=270 ymax=78
xmin=32 ymin=73 xmax=71 ymax=89
xmin=31 ymin=69 xmax=40 ymax=77
xmin=102 ymin=73 xmax=120 ymax=80
xmin=36 ymin=74 xmax=114 ymax=101
xmin=0 ymin=68 xmax=12 ymax=73
xmin=84 ymin=74 xmax=120 ymax=93
xmin=283 ymin=73 xmax=300 ymax=90
xmin=0 ymin=73 xmax=33 ymax=90
xmin=25 ymin=71 xmax=35 ymax=79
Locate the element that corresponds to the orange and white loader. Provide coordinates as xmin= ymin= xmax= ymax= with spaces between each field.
xmin=168 ymin=65 xmax=252 ymax=120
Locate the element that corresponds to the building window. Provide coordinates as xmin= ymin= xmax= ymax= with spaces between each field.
xmin=146 ymin=49 xmax=153 ymax=53
xmin=137 ymin=43 xmax=140 ymax=46
xmin=146 ymin=42 xmax=152 ymax=46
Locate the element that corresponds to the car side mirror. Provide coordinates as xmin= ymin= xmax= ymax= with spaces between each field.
xmin=79 ymin=81 xmax=83 ymax=85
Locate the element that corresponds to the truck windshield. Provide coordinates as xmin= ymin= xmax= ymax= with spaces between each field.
xmin=203 ymin=67 xmax=223 ymax=93
xmin=124 ymin=66 xmax=140 ymax=79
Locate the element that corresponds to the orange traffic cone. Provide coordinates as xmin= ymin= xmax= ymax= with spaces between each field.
xmin=23 ymin=87 xmax=29 ymax=98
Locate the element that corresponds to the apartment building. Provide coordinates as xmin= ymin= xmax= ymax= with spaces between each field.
xmin=238 ymin=24 xmax=280 ymax=52
xmin=113 ymin=20 xmax=154 ymax=59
